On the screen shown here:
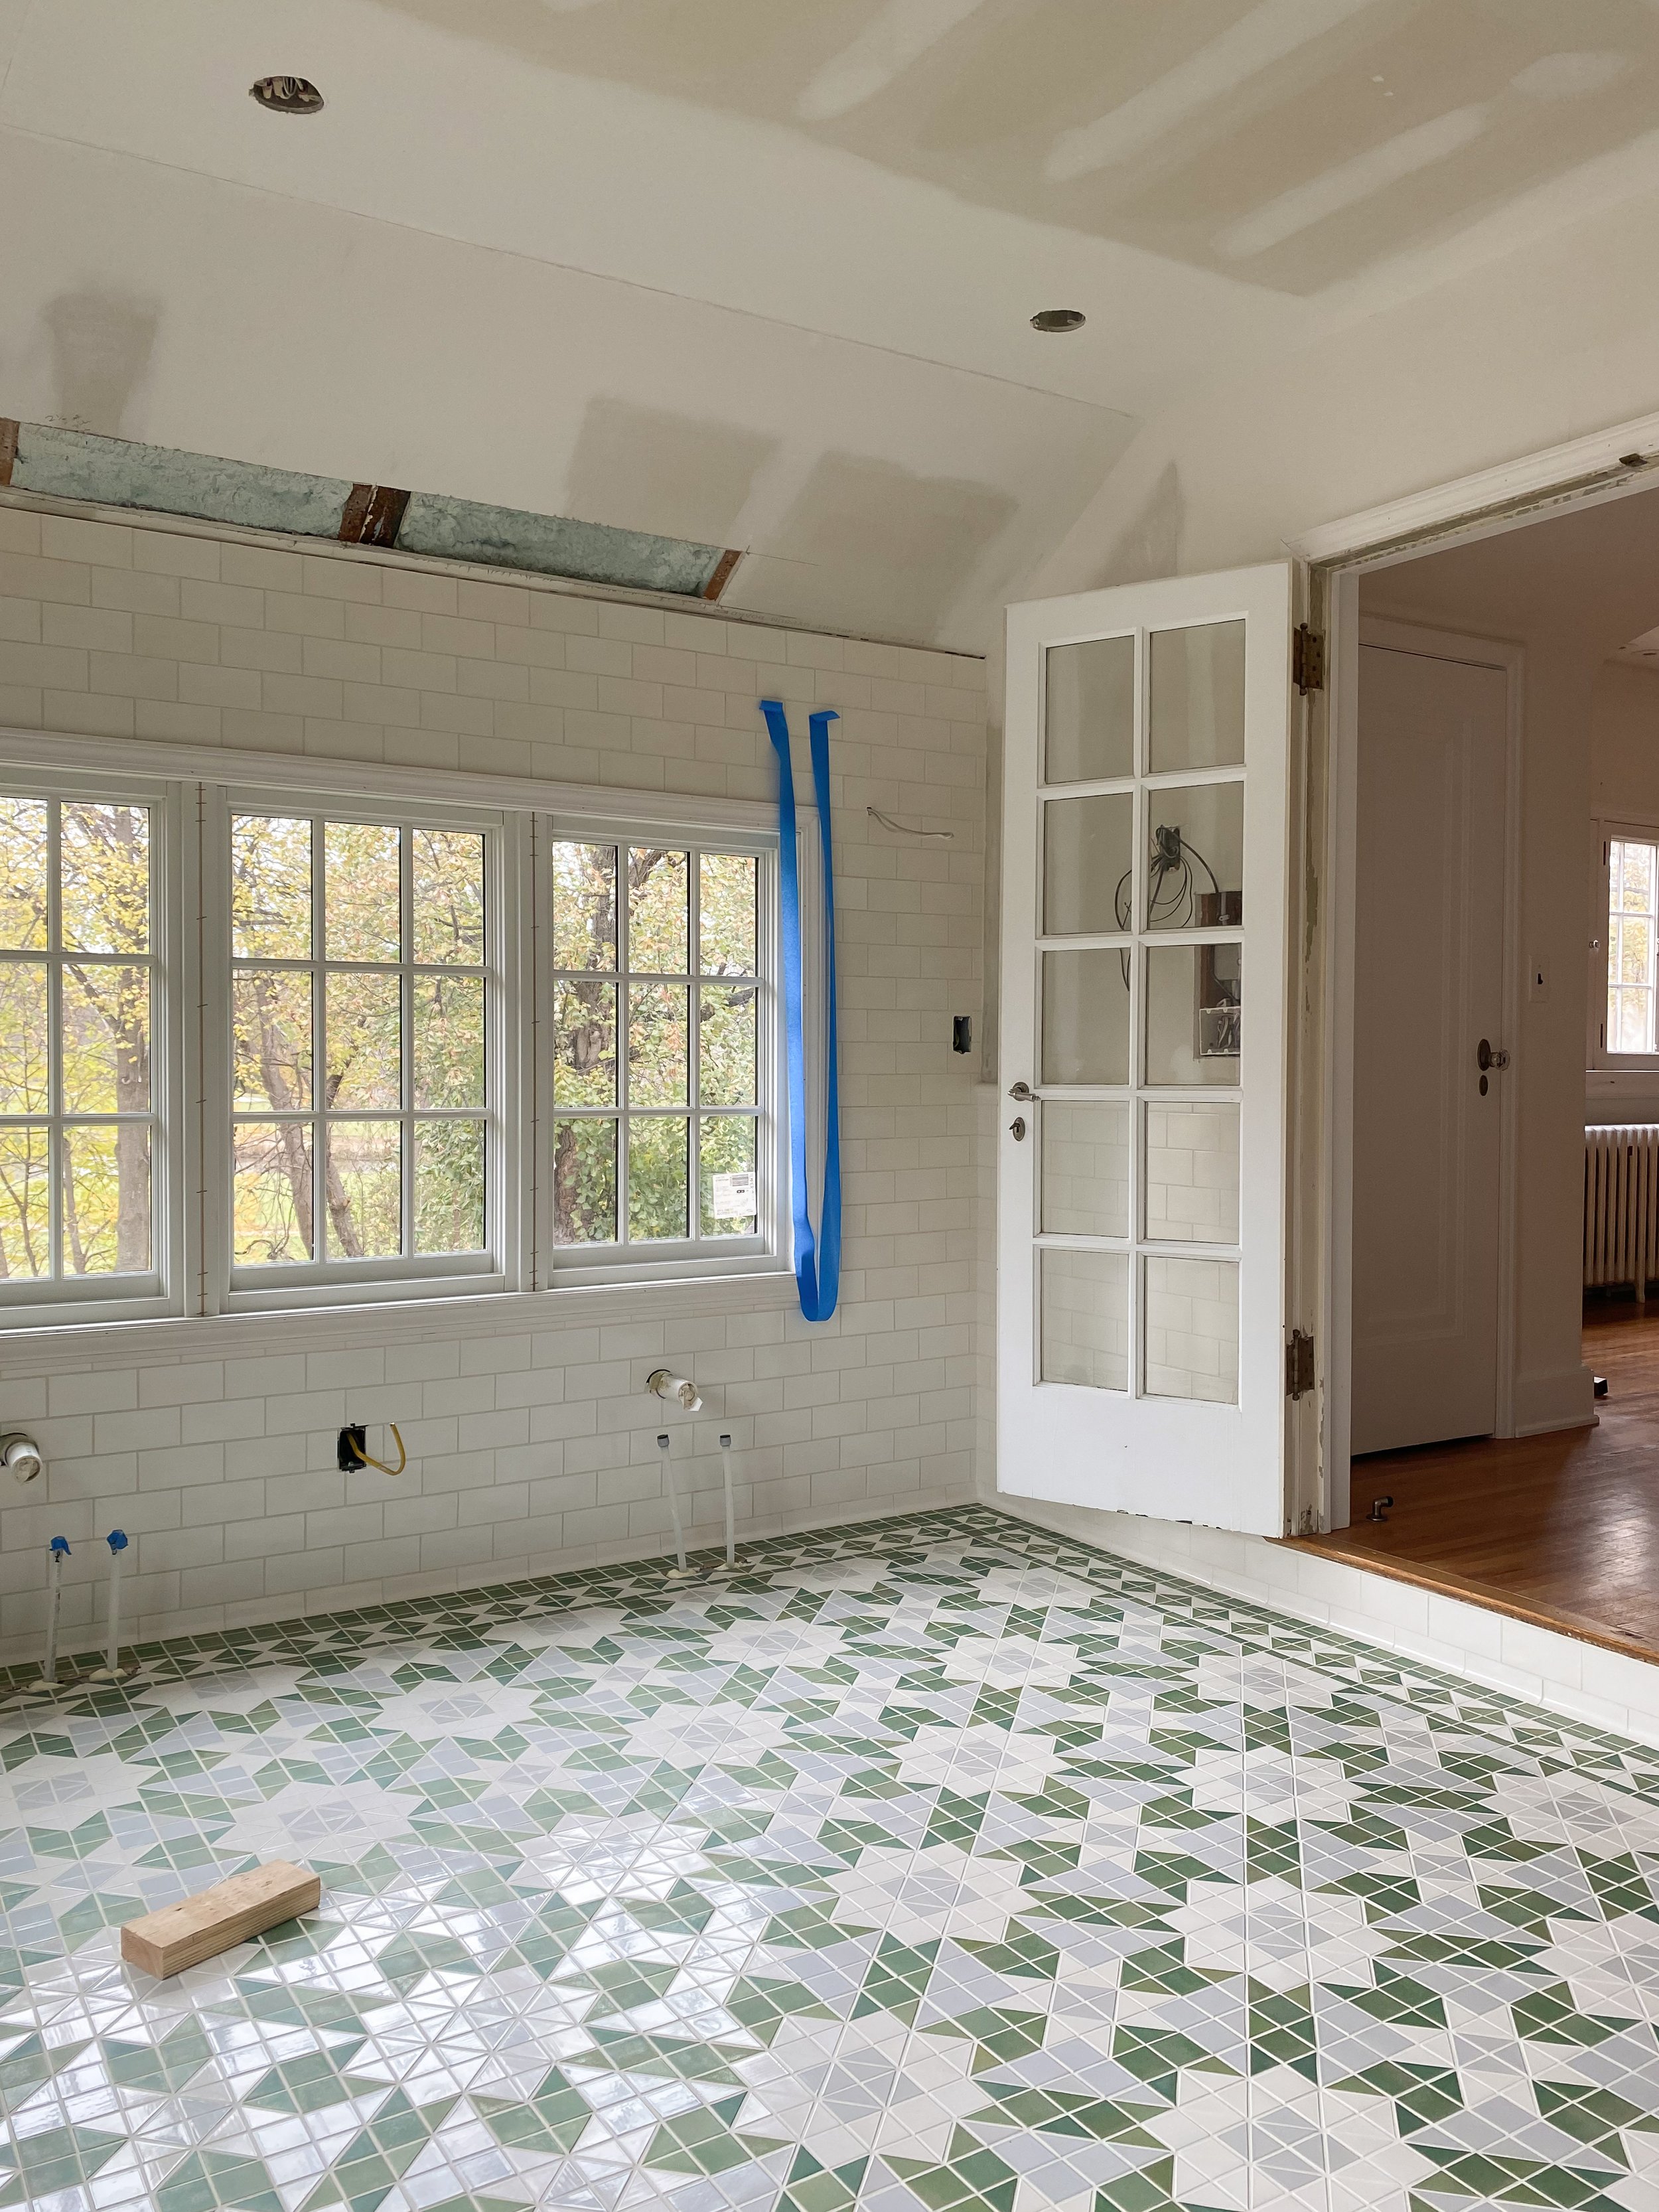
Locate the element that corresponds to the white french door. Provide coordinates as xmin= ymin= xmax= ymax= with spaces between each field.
xmin=997 ymin=565 xmax=1294 ymax=1535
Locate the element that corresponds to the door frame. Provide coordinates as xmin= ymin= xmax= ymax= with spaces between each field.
xmin=1287 ymin=410 xmax=1659 ymax=1532
xmin=1331 ymin=615 xmax=1524 ymax=1513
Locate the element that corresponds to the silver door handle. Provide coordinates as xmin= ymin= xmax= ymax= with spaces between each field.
xmin=1009 ymin=1081 xmax=1033 ymax=1101
xmin=1009 ymin=1118 xmax=1027 ymax=1141
xmin=1477 ymin=1039 xmax=1510 ymax=1072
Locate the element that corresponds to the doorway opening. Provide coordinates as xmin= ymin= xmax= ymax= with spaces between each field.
xmin=1296 ymin=464 xmax=1659 ymax=1660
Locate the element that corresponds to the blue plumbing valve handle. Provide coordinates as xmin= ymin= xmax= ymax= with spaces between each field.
xmin=106 ymin=1529 xmax=128 ymax=1553
xmin=49 ymin=1536 xmax=70 ymax=1557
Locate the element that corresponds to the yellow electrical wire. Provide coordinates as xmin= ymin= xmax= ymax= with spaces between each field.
xmin=346 ymin=1424 xmax=407 ymax=1476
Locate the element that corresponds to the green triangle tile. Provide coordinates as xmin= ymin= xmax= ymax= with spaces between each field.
xmin=1248 ymin=1985 xmax=1318 ymax=2080
xmin=156 ymin=2146 xmax=283 ymax=2212
xmin=966 ymin=2085 xmax=1165 ymax=2144
xmin=0 ymin=2121 xmax=126 ymax=2206
xmin=104 ymin=2019 xmax=218 ymax=2093
xmin=243 ymin=2047 xmax=378 ymax=2113
xmin=1534 ymin=2081 xmax=1644 ymax=2165
xmin=853 ymin=1935 xmax=940 ymax=2022
xmin=580 ymin=1956 xmax=682 ymax=2012
xmin=644 ymin=2092 xmax=785 ymax=2175
xmin=959 ymin=1921 xmax=1061 ymax=1980
xmin=780 ymin=2148 xmax=870 ymax=2212
xmin=725 ymin=1973 xmax=837 ymax=2041
xmin=1336 ymin=2061 xmax=1464 ymax=2135
xmin=299 ymin=2090 xmax=459 ymax=2211
xmin=888 ymin=2128 xmax=1019 ymax=2212
xmin=924 ymin=1790 xmax=991 ymax=1850
xmin=475 ymin=2065 xmax=591 ymax=2153
xmin=1512 ymin=1983 xmax=1636 ymax=2046
xmin=922 ymin=2005 xmax=1048 ymax=2072
xmin=1329 ymin=1966 xmax=1449 ymax=2029
xmin=1111 ymin=2025 xmax=1235 ymax=2102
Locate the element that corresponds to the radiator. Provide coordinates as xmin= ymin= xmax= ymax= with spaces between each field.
xmin=1585 ymin=1124 xmax=1659 ymax=1298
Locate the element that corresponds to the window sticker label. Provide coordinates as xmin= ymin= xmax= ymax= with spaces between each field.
xmin=710 ymin=1170 xmax=757 ymax=1218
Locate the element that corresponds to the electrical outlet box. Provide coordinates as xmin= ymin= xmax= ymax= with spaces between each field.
xmin=338 ymin=1425 xmax=366 ymax=1471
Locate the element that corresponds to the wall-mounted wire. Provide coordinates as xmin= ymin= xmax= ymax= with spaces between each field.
xmin=346 ymin=1424 xmax=407 ymax=1476
xmin=868 ymin=807 xmax=953 ymax=841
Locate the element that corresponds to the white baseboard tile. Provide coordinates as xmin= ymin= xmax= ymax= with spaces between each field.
xmin=988 ymin=1488 xmax=1659 ymax=1751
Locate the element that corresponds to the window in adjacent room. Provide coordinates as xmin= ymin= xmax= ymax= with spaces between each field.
xmin=1607 ymin=834 xmax=1659 ymax=1055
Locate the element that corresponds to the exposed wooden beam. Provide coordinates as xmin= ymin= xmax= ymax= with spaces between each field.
xmin=0 ymin=421 xmax=18 ymax=489
xmin=703 ymin=548 xmax=743 ymax=603
xmin=339 ymin=482 xmax=411 ymax=547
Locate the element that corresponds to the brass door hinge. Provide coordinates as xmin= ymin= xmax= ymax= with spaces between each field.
xmin=1286 ymin=1329 xmax=1315 ymax=1400
xmin=1292 ymin=623 xmax=1325 ymax=694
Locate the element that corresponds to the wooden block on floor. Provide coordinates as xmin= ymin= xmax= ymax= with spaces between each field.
xmin=121 ymin=1860 xmax=321 ymax=1978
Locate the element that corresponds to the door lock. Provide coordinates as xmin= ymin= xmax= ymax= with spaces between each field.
xmin=1009 ymin=1117 xmax=1027 ymax=1141
xmin=1477 ymin=1039 xmax=1510 ymax=1072
xmin=1009 ymin=1081 xmax=1033 ymax=1101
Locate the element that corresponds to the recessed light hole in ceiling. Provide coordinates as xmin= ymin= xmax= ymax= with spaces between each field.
xmin=250 ymin=76 xmax=325 ymax=115
xmin=1031 ymin=307 xmax=1086 ymax=332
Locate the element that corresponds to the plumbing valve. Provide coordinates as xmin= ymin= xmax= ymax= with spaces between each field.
xmin=1 ymin=1434 xmax=42 ymax=1484
xmin=646 ymin=1370 xmax=702 ymax=1412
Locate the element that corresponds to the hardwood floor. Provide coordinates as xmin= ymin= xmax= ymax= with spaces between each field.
xmin=1285 ymin=1304 xmax=1659 ymax=1662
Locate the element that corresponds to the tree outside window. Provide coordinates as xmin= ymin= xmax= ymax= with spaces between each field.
xmin=0 ymin=793 xmax=157 ymax=1286
xmin=229 ymin=812 xmax=491 ymax=1274
xmin=549 ymin=840 xmax=762 ymax=1254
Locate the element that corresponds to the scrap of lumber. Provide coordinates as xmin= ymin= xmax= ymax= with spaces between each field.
xmin=121 ymin=1860 xmax=320 ymax=1978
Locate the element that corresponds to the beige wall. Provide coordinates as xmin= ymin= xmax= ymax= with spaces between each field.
xmin=0 ymin=498 xmax=987 ymax=1662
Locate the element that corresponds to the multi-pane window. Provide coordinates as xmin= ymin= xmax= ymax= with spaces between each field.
xmin=228 ymin=812 xmax=491 ymax=1276
xmin=549 ymin=840 xmax=766 ymax=1257
xmin=1608 ymin=836 xmax=1659 ymax=1055
xmin=0 ymin=793 xmax=159 ymax=1291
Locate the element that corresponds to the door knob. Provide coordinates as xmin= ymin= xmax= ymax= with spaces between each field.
xmin=1477 ymin=1039 xmax=1510 ymax=1072
xmin=1009 ymin=1081 xmax=1033 ymax=1101
xmin=1009 ymin=1117 xmax=1027 ymax=1141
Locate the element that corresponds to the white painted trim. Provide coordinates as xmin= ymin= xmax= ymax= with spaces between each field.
xmin=1288 ymin=413 xmax=1659 ymax=567
xmin=0 ymin=1266 xmax=801 ymax=1377
xmin=1326 ymin=620 xmax=1526 ymax=1516
xmin=0 ymin=723 xmax=786 ymax=836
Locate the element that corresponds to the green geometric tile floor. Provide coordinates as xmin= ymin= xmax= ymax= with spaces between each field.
xmin=6 ymin=1503 xmax=1659 ymax=2212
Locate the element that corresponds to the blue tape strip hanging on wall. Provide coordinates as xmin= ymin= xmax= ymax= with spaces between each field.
xmin=760 ymin=699 xmax=841 ymax=1323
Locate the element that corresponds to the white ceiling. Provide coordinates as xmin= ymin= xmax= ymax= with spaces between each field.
xmin=7 ymin=0 xmax=1659 ymax=646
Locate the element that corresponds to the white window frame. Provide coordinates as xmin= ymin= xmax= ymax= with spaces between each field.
xmin=538 ymin=810 xmax=792 ymax=1288
xmin=204 ymin=785 xmax=525 ymax=1317
xmin=1589 ymin=815 xmax=1659 ymax=1085
xmin=0 ymin=725 xmax=801 ymax=1334
xmin=0 ymin=766 xmax=192 ymax=1331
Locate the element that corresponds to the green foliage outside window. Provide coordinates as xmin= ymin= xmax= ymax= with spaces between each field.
xmin=551 ymin=842 xmax=762 ymax=1251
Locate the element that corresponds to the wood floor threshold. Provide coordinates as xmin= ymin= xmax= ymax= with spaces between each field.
xmin=1276 ymin=1536 xmax=1659 ymax=1668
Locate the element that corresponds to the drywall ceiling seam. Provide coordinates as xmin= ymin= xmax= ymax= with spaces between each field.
xmin=0 ymin=482 xmax=982 ymax=661
xmin=0 ymin=117 xmax=1143 ymax=423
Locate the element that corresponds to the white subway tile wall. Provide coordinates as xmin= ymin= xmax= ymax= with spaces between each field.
xmin=0 ymin=507 xmax=986 ymax=1660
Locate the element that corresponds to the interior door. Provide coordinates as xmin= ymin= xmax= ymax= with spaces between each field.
xmin=1350 ymin=638 xmax=1507 ymax=1455
xmin=998 ymin=565 xmax=1293 ymax=1536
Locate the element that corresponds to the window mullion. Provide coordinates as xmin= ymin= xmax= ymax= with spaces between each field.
xmin=312 ymin=812 xmax=326 ymax=1265
xmin=689 ymin=845 xmax=701 ymax=1248
xmin=401 ymin=822 xmax=414 ymax=1261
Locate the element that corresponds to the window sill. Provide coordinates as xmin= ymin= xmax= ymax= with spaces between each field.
xmin=0 ymin=1269 xmax=802 ymax=1376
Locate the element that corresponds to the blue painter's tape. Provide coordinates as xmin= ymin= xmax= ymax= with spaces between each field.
xmin=760 ymin=700 xmax=840 ymax=1324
